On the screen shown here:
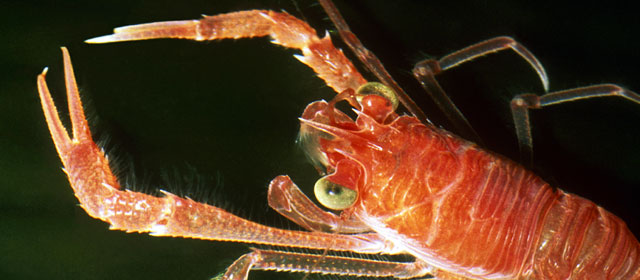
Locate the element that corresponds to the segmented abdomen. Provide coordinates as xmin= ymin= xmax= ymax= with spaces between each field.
xmin=532 ymin=190 xmax=640 ymax=279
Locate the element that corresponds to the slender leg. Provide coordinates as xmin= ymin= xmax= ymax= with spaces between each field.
xmin=413 ymin=60 xmax=481 ymax=144
xmin=510 ymin=84 xmax=640 ymax=167
xmin=268 ymin=175 xmax=371 ymax=233
xmin=413 ymin=36 xmax=549 ymax=144
xmin=219 ymin=248 xmax=433 ymax=280
xmin=86 ymin=10 xmax=367 ymax=97
xmin=317 ymin=0 xmax=429 ymax=124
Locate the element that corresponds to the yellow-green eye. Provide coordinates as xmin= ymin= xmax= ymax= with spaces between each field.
xmin=314 ymin=176 xmax=357 ymax=210
xmin=356 ymin=82 xmax=399 ymax=110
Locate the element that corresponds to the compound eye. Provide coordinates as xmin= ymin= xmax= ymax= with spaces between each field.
xmin=314 ymin=176 xmax=357 ymax=210
xmin=356 ymin=82 xmax=399 ymax=110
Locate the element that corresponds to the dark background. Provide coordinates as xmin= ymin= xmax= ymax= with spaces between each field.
xmin=1 ymin=1 xmax=639 ymax=279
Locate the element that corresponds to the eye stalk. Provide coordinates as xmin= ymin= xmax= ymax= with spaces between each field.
xmin=314 ymin=176 xmax=358 ymax=210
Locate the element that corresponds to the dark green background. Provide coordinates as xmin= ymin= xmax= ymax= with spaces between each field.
xmin=2 ymin=1 xmax=639 ymax=279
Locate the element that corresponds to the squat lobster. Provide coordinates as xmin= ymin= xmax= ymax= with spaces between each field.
xmin=37 ymin=1 xmax=640 ymax=279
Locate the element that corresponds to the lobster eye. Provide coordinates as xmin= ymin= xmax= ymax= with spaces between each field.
xmin=314 ymin=176 xmax=357 ymax=210
xmin=356 ymin=82 xmax=399 ymax=110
